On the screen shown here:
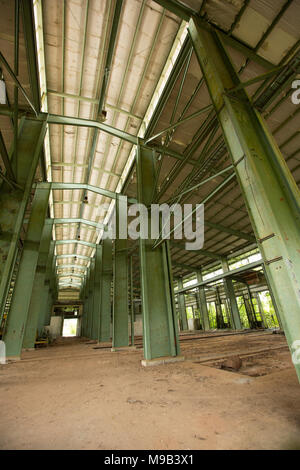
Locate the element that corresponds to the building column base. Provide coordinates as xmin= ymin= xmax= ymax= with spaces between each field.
xmin=141 ymin=355 xmax=185 ymax=367
xmin=6 ymin=355 xmax=21 ymax=362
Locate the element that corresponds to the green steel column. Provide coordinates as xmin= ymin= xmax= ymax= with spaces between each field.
xmin=44 ymin=255 xmax=57 ymax=327
xmin=244 ymin=295 xmax=256 ymax=329
xmin=82 ymin=267 xmax=90 ymax=337
xmin=215 ymin=299 xmax=225 ymax=329
xmin=37 ymin=240 xmax=55 ymax=334
xmin=196 ymin=270 xmax=210 ymax=331
xmin=80 ymin=276 xmax=87 ymax=336
xmin=136 ymin=146 xmax=180 ymax=360
xmin=98 ymin=237 xmax=112 ymax=342
xmin=129 ymin=256 xmax=134 ymax=346
xmin=3 ymin=185 xmax=50 ymax=358
xmin=262 ymin=265 xmax=283 ymax=329
xmin=22 ymin=219 xmax=54 ymax=349
xmin=0 ymin=119 xmax=47 ymax=320
xmin=221 ymin=258 xmax=242 ymax=330
xmin=255 ymin=293 xmax=268 ymax=329
xmin=189 ymin=19 xmax=300 ymax=380
xmin=91 ymin=245 xmax=102 ymax=340
xmin=87 ymin=259 xmax=95 ymax=339
xmin=112 ymin=196 xmax=129 ymax=348
xmin=177 ymin=278 xmax=188 ymax=330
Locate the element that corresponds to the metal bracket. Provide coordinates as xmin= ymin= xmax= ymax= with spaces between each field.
xmin=265 ymin=256 xmax=283 ymax=265
xmin=258 ymin=233 xmax=275 ymax=243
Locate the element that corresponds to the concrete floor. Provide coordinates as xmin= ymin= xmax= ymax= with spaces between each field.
xmin=0 ymin=331 xmax=300 ymax=450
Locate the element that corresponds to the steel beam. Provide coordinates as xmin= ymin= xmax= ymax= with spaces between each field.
xmin=145 ymin=105 xmax=213 ymax=144
xmin=129 ymin=256 xmax=134 ymax=346
xmin=37 ymin=240 xmax=55 ymax=334
xmin=86 ymin=259 xmax=95 ymax=339
xmin=0 ymin=119 xmax=46 ymax=322
xmin=0 ymin=51 xmax=37 ymax=115
xmin=205 ymin=222 xmax=255 ymax=243
xmin=189 ymin=19 xmax=300 ymax=380
xmin=136 ymin=146 xmax=180 ymax=360
xmin=36 ymin=181 xmax=137 ymax=204
xmin=56 ymin=240 xmax=96 ymax=248
xmin=221 ymin=258 xmax=242 ymax=330
xmin=56 ymin=264 xmax=87 ymax=271
xmin=0 ymin=129 xmax=15 ymax=182
xmin=196 ymin=270 xmax=210 ymax=331
xmin=255 ymin=293 xmax=268 ymax=329
xmin=177 ymin=278 xmax=188 ymax=331
xmin=54 ymin=218 xmax=104 ymax=229
xmin=170 ymin=241 xmax=223 ymax=260
xmin=82 ymin=267 xmax=90 ymax=337
xmin=153 ymin=0 xmax=275 ymax=70
xmin=91 ymin=245 xmax=102 ymax=341
xmin=47 ymin=90 xmax=142 ymax=120
xmin=46 ymin=113 xmax=139 ymax=146
xmin=98 ymin=237 xmax=112 ymax=342
xmin=3 ymin=185 xmax=50 ymax=358
xmin=177 ymin=261 xmax=263 ymax=294
xmin=58 ymin=273 xmax=85 ymax=279
xmin=20 ymin=0 xmax=41 ymax=112
xmin=112 ymin=196 xmax=129 ymax=348
xmin=22 ymin=219 xmax=54 ymax=349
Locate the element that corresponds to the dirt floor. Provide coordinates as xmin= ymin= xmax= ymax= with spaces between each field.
xmin=1 ymin=330 xmax=300 ymax=450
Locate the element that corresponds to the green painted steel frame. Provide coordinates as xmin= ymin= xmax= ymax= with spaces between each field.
xmin=196 ymin=270 xmax=210 ymax=331
xmin=112 ymin=195 xmax=129 ymax=348
xmin=221 ymin=258 xmax=242 ymax=330
xmin=177 ymin=278 xmax=188 ymax=331
xmin=91 ymin=245 xmax=102 ymax=340
xmin=0 ymin=119 xmax=47 ymax=322
xmin=98 ymin=237 xmax=112 ymax=342
xmin=189 ymin=18 xmax=300 ymax=380
xmin=3 ymin=185 xmax=51 ymax=357
xmin=137 ymin=146 xmax=180 ymax=360
xmin=23 ymin=219 xmax=54 ymax=349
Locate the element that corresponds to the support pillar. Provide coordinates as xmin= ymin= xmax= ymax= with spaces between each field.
xmin=222 ymin=258 xmax=242 ymax=329
xmin=3 ymin=185 xmax=50 ymax=358
xmin=22 ymin=219 xmax=53 ymax=349
xmin=244 ymin=295 xmax=257 ymax=329
xmin=177 ymin=278 xmax=188 ymax=331
xmin=37 ymin=240 xmax=55 ymax=335
xmin=129 ymin=256 xmax=134 ymax=346
xmin=215 ymin=291 xmax=225 ymax=329
xmin=87 ymin=259 xmax=95 ymax=339
xmin=189 ymin=19 xmax=300 ymax=380
xmin=196 ymin=270 xmax=210 ymax=331
xmin=0 ymin=119 xmax=47 ymax=319
xmin=136 ymin=146 xmax=180 ymax=362
xmin=43 ymin=255 xmax=57 ymax=329
xmin=91 ymin=245 xmax=102 ymax=340
xmin=98 ymin=237 xmax=112 ymax=342
xmin=255 ymin=293 xmax=268 ymax=329
xmin=82 ymin=267 xmax=90 ymax=337
xmin=112 ymin=196 xmax=129 ymax=348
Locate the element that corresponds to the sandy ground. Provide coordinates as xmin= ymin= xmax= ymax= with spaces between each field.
xmin=0 ymin=331 xmax=300 ymax=450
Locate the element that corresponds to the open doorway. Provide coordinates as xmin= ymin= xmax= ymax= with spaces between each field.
xmin=62 ymin=318 xmax=78 ymax=337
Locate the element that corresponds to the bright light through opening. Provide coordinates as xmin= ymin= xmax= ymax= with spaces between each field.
xmin=62 ymin=318 xmax=78 ymax=337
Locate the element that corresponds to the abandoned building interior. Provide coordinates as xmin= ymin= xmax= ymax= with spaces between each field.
xmin=0 ymin=0 xmax=300 ymax=450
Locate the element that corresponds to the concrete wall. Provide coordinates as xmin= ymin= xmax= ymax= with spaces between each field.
xmin=48 ymin=316 xmax=63 ymax=339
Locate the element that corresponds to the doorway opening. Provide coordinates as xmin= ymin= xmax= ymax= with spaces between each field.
xmin=62 ymin=318 xmax=78 ymax=337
